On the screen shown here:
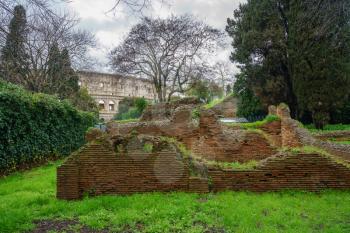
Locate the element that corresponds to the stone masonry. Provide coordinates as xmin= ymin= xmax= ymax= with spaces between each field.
xmin=78 ymin=71 xmax=156 ymax=121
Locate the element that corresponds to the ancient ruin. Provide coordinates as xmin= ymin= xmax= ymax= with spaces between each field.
xmin=57 ymin=100 xmax=350 ymax=200
xmin=78 ymin=71 xmax=156 ymax=121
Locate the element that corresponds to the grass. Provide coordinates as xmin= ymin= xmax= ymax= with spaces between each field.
xmin=203 ymin=93 xmax=234 ymax=110
xmin=1 ymin=162 xmax=350 ymax=232
xmin=226 ymin=115 xmax=280 ymax=129
xmin=206 ymin=160 xmax=259 ymax=170
xmin=335 ymin=141 xmax=350 ymax=145
xmin=204 ymin=98 xmax=225 ymax=109
xmin=114 ymin=118 xmax=139 ymax=124
xmin=305 ymin=124 xmax=350 ymax=133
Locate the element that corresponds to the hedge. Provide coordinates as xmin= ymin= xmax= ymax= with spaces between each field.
xmin=0 ymin=81 xmax=97 ymax=174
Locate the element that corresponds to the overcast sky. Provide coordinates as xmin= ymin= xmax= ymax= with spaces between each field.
xmin=63 ymin=0 xmax=245 ymax=73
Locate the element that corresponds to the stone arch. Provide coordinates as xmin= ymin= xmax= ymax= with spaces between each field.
xmin=109 ymin=100 xmax=115 ymax=111
xmin=98 ymin=100 xmax=105 ymax=110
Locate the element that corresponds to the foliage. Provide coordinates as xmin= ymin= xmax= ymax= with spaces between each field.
xmin=1 ymin=162 xmax=350 ymax=232
xmin=227 ymin=0 xmax=350 ymax=128
xmin=0 ymin=5 xmax=29 ymax=84
xmin=46 ymin=44 xmax=79 ymax=99
xmin=68 ymin=87 xmax=99 ymax=116
xmin=203 ymin=93 xmax=234 ymax=110
xmin=331 ymin=98 xmax=350 ymax=124
xmin=114 ymin=97 xmax=148 ymax=120
xmin=188 ymin=79 xmax=223 ymax=104
xmin=233 ymin=72 xmax=266 ymax=118
xmin=191 ymin=108 xmax=200 ymax=120
xmin=0 ymin=81 xmax=96 ymax=174
xmin=143 ymin=143 xmax=153 ymax=153
xmin=204 ymin=98 xmax=224 ymax=109
xmin=134 ymin=97 xmax=148 ymax=113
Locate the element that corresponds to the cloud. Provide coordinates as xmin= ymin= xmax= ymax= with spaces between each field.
xmin=63 ymin=0 xmax=245 ymax=73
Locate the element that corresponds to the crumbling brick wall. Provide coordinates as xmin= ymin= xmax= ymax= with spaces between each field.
xmin=140 ymin=97 xmax=201 ymax=121
xmin=274 ymin=104 xmax=350 ymax=162
xmin=57 ymin=143 xmax=208 ymax=200
xmin=108 ymin=108 xmax=278 ymax=163
xmin=209 ymin=153 xmax=350 ymax=192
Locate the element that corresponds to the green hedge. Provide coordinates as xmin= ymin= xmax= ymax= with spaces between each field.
xmin=0 ymin=81 xmax=96 ymax=174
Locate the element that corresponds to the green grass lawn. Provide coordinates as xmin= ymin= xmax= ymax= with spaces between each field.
xmin=305 ymin=124 xmax=350 ymax=133
xmin=1 ymin=162 xmax=350 ymax=233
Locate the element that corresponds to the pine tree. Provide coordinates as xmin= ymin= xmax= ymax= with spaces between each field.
xmin=1 ymin=5 xmax=29 ymax=85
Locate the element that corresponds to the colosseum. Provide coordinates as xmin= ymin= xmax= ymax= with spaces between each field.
xmin=78 ymin=71 xmax=156 ymax=121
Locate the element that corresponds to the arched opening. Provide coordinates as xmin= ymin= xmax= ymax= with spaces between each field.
xmin=109 ymin=101 xmax=115 ymax=111
xmin=98 ymin=100 xmax=105 ymax=110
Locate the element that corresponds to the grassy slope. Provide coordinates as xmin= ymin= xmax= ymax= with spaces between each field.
xmin=0 ymin=162 xmax=350 ymax=233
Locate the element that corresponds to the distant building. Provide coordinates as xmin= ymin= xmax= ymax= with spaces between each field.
xmin=78 ymin=71 xmax=156 ymax=121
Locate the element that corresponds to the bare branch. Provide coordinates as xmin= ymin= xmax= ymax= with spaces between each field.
xmin=109 ymin=15 xmax=223 ymax=102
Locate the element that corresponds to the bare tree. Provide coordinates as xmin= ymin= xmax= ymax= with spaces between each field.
xmin=0 ymin=0 xmax=95 ymax=91
xmin=107 ymin=0 xmax=170 ymax=15
xmin=25 ymin=10 xmax=95 ymax=91
xmin=110 ymin=15 xmax=222 ymax=102
xmin=213 ymin=61 xmax=235 ymax=96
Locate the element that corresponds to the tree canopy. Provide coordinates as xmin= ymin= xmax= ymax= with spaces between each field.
xmin=227 ymin=0 xmax=350 ymax=128
xmin=110 ymin=15 xmax=222 ymax=102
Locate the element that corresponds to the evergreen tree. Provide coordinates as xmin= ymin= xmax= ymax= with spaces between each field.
xmin=69 ymin=88 xmax=99 ymax=115
xmin=233 ymin=72 xmax=266 ymax=119
xmin=227 ymin=0 xmax=350 ymax=128
xmin=46 ymin=42 xmax=61 ymax=94
xmin=46 ymin=45 xmax=79 ymax=99
xmin=1 ymin=5 xmax=29 ymax=85
xmin=58 ymin=48 xmax=79 ymax=99
xmin=289 ymin=0 xmax=350 ymax=129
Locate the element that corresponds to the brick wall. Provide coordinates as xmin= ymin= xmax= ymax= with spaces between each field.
xmin=190 ymin=131 xmax=276 ymax=163
xmin=57 ymin=144 xmax=209 ymax=200
xmin=209 ymin=153 xmax=350 ymax=192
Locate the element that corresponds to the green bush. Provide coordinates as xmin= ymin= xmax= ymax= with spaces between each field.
xmin=114 ymin=97 xmax=148 ymax=121
xmin=0 ymin=81 xmax=96 ymax=174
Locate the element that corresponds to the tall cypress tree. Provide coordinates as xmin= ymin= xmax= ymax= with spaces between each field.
xmin=0 ymin=5 xmax=29 ymax=84
xmin=46 ymin=42 xmax=62 ymax=94
xmin=46 ymin=45 xmax=79 ymax=99
xmin=59 ymin=48 xmax=79 ymax=99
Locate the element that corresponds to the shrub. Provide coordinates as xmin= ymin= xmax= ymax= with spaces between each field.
xmin=114 ymin=97 xmax=148 ymax=120
xmin=0 ymin=81 xmax=96 ymax=174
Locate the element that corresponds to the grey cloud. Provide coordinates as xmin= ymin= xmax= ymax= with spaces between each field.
xmin=69 ymin=0 xmax=245 ymax=71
